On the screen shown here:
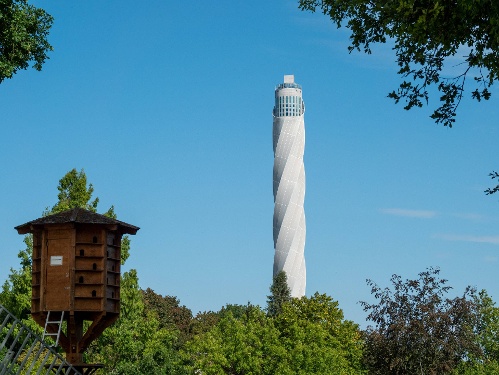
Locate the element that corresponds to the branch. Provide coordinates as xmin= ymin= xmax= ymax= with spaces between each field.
xmin=484 ymin=171 xmax=499 ymax=195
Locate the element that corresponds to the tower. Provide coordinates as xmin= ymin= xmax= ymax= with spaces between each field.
xmin=272 ymin=75 xmax=306 ymax=297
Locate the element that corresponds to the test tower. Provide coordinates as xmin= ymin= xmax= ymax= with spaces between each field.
xmin=272 ymin=74 xmax=306 ymax=297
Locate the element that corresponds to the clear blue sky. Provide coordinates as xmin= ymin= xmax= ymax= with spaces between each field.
xmin=1 ymin=0 xmax=498 ymax=325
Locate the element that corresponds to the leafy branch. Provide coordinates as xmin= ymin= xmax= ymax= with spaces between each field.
xmin=298 ymin=0 xmax=499 ymax=127
xmin=484 ymin=171 xmax=499 ymax=196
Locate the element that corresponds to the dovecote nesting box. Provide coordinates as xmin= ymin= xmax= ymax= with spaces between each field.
xmin=15 ymin=208 xmax=139 ymax=366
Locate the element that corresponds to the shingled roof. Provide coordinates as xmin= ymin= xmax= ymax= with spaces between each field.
xmin=15 ymin=208 xmax=139 ymax=235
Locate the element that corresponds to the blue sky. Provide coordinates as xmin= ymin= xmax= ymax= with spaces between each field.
xmin=1 ymin=0 xmax=498 ymax=325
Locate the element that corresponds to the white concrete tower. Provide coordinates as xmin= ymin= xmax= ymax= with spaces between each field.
xmin=272 ymin=74 xmax=306 ymax=297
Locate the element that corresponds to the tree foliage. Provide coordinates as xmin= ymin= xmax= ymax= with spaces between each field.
xmin=0 ymin=235 xmax=33 ymax=321
xmin=0 ymin=0 xmax=53 ymax=83
xmin=452 ymin=290 xmax=499 ymax=374
xmin=266 ymin=270 xmax=291 ymax=317
xmin=185 ymin=306 xmax=281 ymax=375
xmin=219 ymin=303 xmax=255 ymax=320
xmin=475 ymin=290 xmax=499 ymax=362
xmin=85 ymin=271 xmax=182 ymax=374
xmin=45 ymin=168 xmax=99 ymax=214
xmin=186 ymin=293 xmax=364 ymax=374
xmin=189 ymin=310 xmax=220 ymax=338
xmin=274 ymin=293 xmax=365 ymax=374
xmin=298 ymin=0 xmax=499 ymax=127
xmin=142 ymin=288 xmax=193 ymax=345
xmin=453 ymin=360 xmax=499 ymax=375
xmin=361 ymin=267 xmax=481 ymax=374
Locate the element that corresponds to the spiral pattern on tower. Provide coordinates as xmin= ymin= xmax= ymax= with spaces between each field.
xmin=272 ymin=75 xmax=306 ymax=297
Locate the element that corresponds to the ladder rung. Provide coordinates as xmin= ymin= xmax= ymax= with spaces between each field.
xmin=43 ymin=311 xmax=65 ymax=347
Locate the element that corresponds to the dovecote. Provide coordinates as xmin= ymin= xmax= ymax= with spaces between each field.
xmin=15 ymin=208 xmax=139 ymax=366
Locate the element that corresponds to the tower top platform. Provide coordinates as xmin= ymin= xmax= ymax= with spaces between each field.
xmin=276 ymin=74 xmax=302 ymax=90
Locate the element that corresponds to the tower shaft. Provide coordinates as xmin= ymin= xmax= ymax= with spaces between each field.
xmin=272 ymin=75 xmax=306 ymax=297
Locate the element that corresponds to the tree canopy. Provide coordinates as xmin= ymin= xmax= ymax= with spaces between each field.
xmin=475 ymin=290 xmax=499 ymax=363
xmin=186 ymin=294 xmax=364 ymax=374
xmin=45 ymin=168 xmax=99 ymax=214
xmin=453 ymin=290 xmax=499 ymax=374
xmin=85 ymin=270 xmax=181 ymax=375
xmin=298 ymin=0 xmax=499 ymax=127
xmin=274 ymin=293 xmax=365 ymax=374
xmin=361 ymin=267 xmax=481 ymax=374
xmin=0 ymin=0 xmax=53 ymax=83
xmin=142 ymin=287 xmax=193 ymax=345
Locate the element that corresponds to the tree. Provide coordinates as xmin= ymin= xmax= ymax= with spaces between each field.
xmin=85 ymin=270 xmax=182 ymax=375
xmin=274 ymin=293 xmax=365 ymax=374
xmin=45 ymin=168 xmax=99 ymax=214
xmin=185 ymin=306 xmax=282 ymax=375
xmin=475 ymin=290 xmax=499 ymax=362
xmin=0 ymin=0 xmax=53 ymax=83
xmin=360 ymin=267 xmax=481 ymax=374
xmin=186 ymin=294 xmax=364 ymax=374
xmin=298 ymin=0 xmax=499 ymax=127
xmin=266 ymin=270 xmax=291 ymax=316
xmin=189 ymin=310 xmax=220 ymax=338
xmin=453 ymin=290 xmax=499 ymax=374
xmin=142 ymin=288 xmax=193 ymax=345
xmin=219 ymin=303 xmax=255 ymax=320
xmin=0 ymin=235 xmax=33 ymax=321
xmin=43 ymin=168 xmax=133 ymax=262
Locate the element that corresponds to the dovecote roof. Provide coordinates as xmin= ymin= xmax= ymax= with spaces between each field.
xmin=15 ymin=207 xmax=139 ymax=235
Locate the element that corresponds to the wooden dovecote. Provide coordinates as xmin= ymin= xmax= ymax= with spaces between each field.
xmin=15 ymin=208 xmax=139 ymax=367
